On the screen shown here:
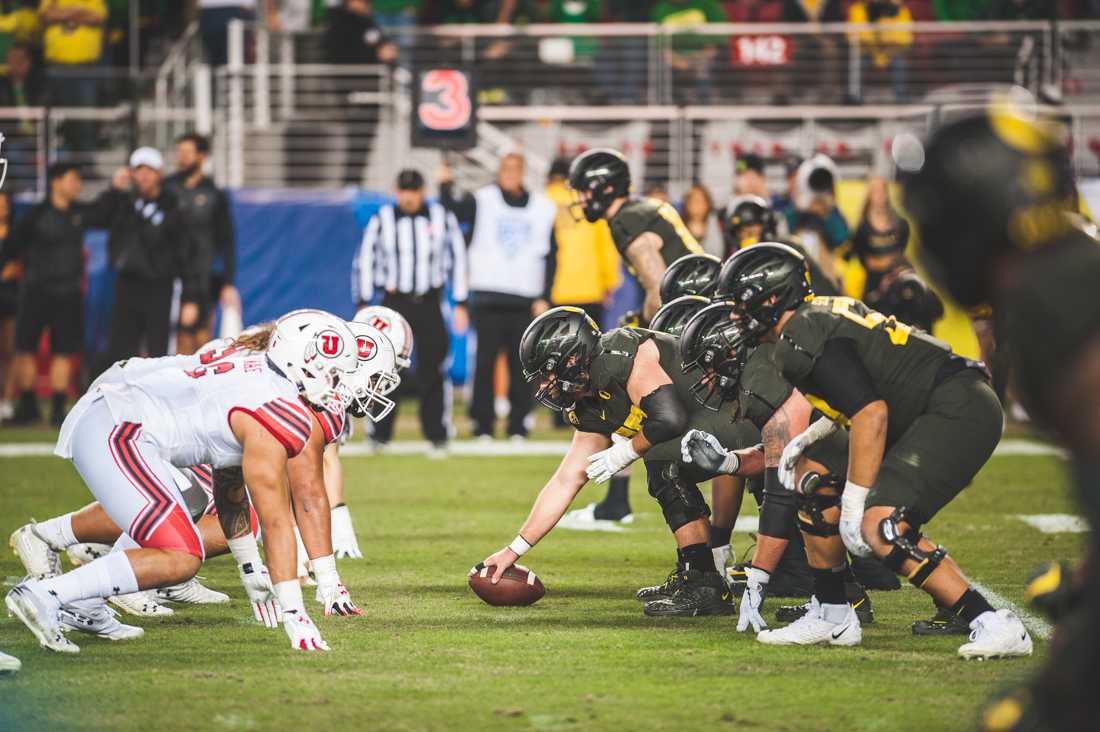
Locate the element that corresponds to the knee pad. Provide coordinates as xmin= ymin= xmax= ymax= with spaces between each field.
xmin=647 ymin=462 xmax=710 ymax=533
xmin=758 ymin=488 xmax=798 ymax=538
xmin=796 ymin=492 xmax=841 ymax=537
xmin=878 ymin=506 xmax=946 ymax=588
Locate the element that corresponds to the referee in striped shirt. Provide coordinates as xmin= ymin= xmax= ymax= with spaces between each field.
xmin=352 ymin=169 xmax=469 ymax=450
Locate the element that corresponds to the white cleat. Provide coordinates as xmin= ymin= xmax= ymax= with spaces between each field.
xmin=155 ymin=577 xmax=230 ymax=605
xmin=0 ymin=650 xmax=21 ymax=673
xmin=60 ymin=598 xmax=144 ymax=641
xmin=557 ymin=503 xmax=630 ymax=533
xmin=757 ymin=597 xmax=862 ymax=647
xmin=958 ymin=609 xmax=1033 ymax=660
xmin=109 ymin=591 xmax=175 ymax=617
xmin=9 ymin=524 xmax=62 ymax=578
xmin=66 ymin=542 xmax=113 ymax=567
xmin=5 ymin=583 xmax=79 ymax=654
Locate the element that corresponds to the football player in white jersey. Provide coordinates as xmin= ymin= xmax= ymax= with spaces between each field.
xmin=5 ymin=311 xmax=358 ymax=653
xmin=12 ymin=313 xmax=401 ymax=632
xmin=320 ymin=306 xmax=414 ymax=560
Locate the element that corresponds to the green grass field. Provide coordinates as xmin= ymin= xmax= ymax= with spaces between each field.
xmin=0 ymin=428 xmax=1084 ymax=732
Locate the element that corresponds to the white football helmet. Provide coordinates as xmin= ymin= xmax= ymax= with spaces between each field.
xmin=345 ymin=321 xmax=401 ymax=422
xmin=267 ymin=310 xmax=357 ymax=413
xmin=354 ymin=306 xmax=414 ymax=371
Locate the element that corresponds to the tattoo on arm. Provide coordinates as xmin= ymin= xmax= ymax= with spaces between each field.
xmin=761 ymin=406 xmax=794 ymax=468
xmin=212 ymin=467 xmax=252 ymax=540
xmin=626 ymin=233 xmax=666 ymax=321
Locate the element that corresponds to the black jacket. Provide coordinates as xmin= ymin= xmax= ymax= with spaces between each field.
xmin=325 ymin=8 xmax=388 ymax=64
xmin=86 ymin=188 xmax=201 ymax=301
xmin=0 ymin=201 xmax=87 ymax=294
xmin=162 ymin=173 xmax=236 ymax=285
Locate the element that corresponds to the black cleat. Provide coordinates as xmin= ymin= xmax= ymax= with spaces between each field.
xmin=911 ymin=606 xmax=970 ymax=636
xmin=1025 ymin=560 xmax=1077 ymax=622
xmin=593 ymin=501 xmax=632 ymax=522
xmin=776 ymin=584 xmax=875 ymax=625
xmin=635 ymin=566 xmax=686 ymax=602
xmin=727 ymin=563 xmax=748 ymax=598
xmin=643 ymin=570 xmax=735 ymax=617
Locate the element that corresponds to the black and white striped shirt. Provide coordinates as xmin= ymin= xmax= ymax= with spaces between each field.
xmin=352 ymin=201 xmax=469 ymax=304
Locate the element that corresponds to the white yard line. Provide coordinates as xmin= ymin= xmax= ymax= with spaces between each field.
xmin=1016 ymin=514 xmax=1089 ymax=534
xmin=969 ymin=581 xmax=1053 ymax=640
xmin=0 ymin=437 xmax=1068 ymax=459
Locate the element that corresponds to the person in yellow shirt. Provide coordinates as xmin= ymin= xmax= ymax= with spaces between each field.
xmin=39 ymin=0 xmax=107 ymax=153
xmin=848 ymin=0 xmax=913 ymax=102
xmin=546 ymin=158 xmax=621 ymax=329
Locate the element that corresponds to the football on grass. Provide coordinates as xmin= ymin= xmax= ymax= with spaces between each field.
xmin=468 ymin=563 xmax=546 ymax=606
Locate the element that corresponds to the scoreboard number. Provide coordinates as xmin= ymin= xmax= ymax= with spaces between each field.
xmin=412 ymin=69 xmax=478 ymax=150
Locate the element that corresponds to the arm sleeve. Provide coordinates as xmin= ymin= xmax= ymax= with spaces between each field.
xmin=81 ymin=189 xmax=121 ymax=230
xmin=214 ymin=189 xmax=237 ymax=285
xmin=0 ymin=208 xmax=35 ymax=266
xmin=542 ymin=229 xmax=558 ymax=302
xmin=352 ymin=214 xmax=381 ymax=306
xmin=638 ymin=383 xmax=689 ymax=446
xmin=174 ymin=219 xmax=202 ymax=303
xmin=807 ymin=338 xmax=881 ymax=417
xmin=445 ymin=210 xmax=468 ymax=303
xmin=439 ymin=181 xmax=476 ymax=236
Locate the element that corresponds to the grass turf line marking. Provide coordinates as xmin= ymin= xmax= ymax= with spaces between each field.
xmin=0 ymin=438 xmax=1067 ymax=459
xmin=969 ymin=581 xmax=1053 ymax=640
xmin=1015 ymin=514 xmax=1088 ymax=533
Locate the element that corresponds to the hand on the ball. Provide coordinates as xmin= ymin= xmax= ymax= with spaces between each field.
xmin=482 ymin=548 xmax=518 ymax=584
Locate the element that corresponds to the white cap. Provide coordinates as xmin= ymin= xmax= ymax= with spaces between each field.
xmin=129 ymin=146 xmax=163 ymax=172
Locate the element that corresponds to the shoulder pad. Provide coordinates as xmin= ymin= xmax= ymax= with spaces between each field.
xmin=590 ymin=328 xmax=643 ymax=390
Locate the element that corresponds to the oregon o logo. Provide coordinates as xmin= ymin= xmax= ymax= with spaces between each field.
xmin=318 ymin=330 xmax=344 ymax=357
xmin=357 ymin=335 xmax=377 ymax=361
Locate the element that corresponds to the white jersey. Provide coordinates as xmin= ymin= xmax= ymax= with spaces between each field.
xmin=57 ymin=349 xmax=315 ymax=469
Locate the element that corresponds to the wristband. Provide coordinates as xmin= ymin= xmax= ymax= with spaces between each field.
xmin=719 ymin=451 xmax=741 ymax=475
xmin=311 ymin=554 xmax=339 ymax=588
xmin=227 ymin=535 xmax=262 ymax=569
xmin=842 ymin=481 xmax=870 ymax=512
xmin=508 ymin=534 xmax=533 ymax=557
xmin=274 ymin=580 xmax=304 ymax=614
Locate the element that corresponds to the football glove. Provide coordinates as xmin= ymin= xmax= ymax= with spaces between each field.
xmin=680 ymin=429 xmax=740 ymax=475
xmin=331 ymin=505 xmax=363 ymax=560
xmin=282 ymin=609 xmax=330 ymax=651
xmin=316 ymin=581 xmax=363 ymax=617
xmin=840 ymin=482 xmax=873 ymax=558
xmin=237 ymin=562 xmax=281 ymax=629
xmin=737 ymin=567 xmax=769 ymax=633
xmin=778 ymin=417 xmax=837 ymax=490
xmin=585 ymin=439 xmax=640 ymax=484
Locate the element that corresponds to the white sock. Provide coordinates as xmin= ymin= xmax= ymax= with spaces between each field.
xmin=821 ymin=602 xmax=851 ymax=624
xmin=36 ymin=552 xmax=138 ymax=605
xmin=35 ymin=513 xmax=77 ymax=550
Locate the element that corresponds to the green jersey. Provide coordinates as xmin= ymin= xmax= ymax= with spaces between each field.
xmin=738 ymin=343 xmax=794 ymax=430
xmin=564 ymin=328 xmax=693 ymax=438
xmin=772 ymin=296 xmax=978 ymax=444
xmin=608 ymin=197 xmax=704 ymax=268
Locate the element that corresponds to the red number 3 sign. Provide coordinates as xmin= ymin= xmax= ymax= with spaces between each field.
xmin=418 ymin=69 xmax=472 ymax=132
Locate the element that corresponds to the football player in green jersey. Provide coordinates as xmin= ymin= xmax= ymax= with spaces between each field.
xmin=481 ymin=307 xmax=756 ymax=617
xmin=905 ymin=106 xmax=1100 ymax=729
xmin=713 ymin=242 xmax=1032 ymax=657
xmin=568 ymin=149 xmax=704 ymax=323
